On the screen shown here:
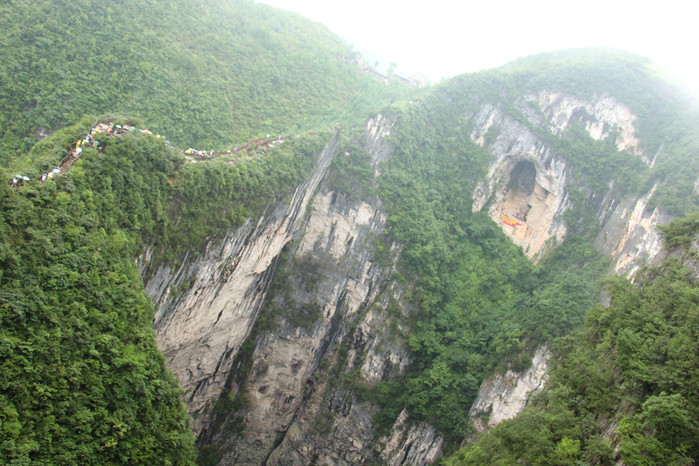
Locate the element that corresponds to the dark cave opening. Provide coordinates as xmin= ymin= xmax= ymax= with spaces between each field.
xmin=507 ymin=160 xmax=537 ymax=195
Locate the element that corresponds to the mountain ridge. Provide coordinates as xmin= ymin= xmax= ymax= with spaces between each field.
xmin=1 ymin=3 xmax=698 ymax=464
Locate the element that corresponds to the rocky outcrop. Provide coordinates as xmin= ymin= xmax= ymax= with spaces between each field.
xmin=205 ymin=115 xmax=443 ymax=465
xmin=536 ymin=91 xmax=641 ymax=156
xmin=594 ymin=184 xmax=673 ymax=277
xmin=212 ymin=185 xmax=390 ymax=464
xmin=469 ymin=346 xmax=551 ymax=432
xmin=379 ymin=410 xmax=444 ymax=465
xmin=470 ymin=92 xmax=671 ymax=269
xmin=471 ymin=103 xmax=569 ymax=261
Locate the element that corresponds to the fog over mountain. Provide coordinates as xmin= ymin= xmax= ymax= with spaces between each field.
xmin=260 ymin=0 xmax=699 ymax=97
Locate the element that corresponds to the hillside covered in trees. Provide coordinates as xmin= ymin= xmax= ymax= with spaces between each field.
xmin=326 ymin=52 xmax=699 ymax=455
xmin=1 ymin=1 xmax=698 ymax=465
xmin=0 ymin=0 xmax=410 ymax=164
xmin=0 ymin=1 xmax=402 ymax=462
xmin=445 ymin=230 xmax=699 ymax=464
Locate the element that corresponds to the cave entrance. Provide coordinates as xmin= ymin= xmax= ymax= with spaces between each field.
xmin=501 ymin=161 xmax=537 ymax=222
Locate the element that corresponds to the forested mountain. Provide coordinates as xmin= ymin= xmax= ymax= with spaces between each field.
xmin=0 ymin=1 xmax=402 ymax=463
xmin=446 ymin=245 xmax=699 ymax=464
xmin=0 ymin=0 xmax=408 ymax=163
xmin=1 ymin=1 xmax=698 ymax=465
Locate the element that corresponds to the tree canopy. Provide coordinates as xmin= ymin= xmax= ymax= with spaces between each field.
xmin=445 ymin=219 xmax=699 ymax=464
xmin=0 ymin=0 xmax=411 ymax=164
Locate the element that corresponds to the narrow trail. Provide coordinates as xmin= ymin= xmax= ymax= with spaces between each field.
xmin=185 ymin=136 xmax=284 ymax=160
xmin=9 ymin=119 xmax=290 ymax=188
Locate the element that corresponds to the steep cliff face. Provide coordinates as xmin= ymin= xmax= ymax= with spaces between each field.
xmin=468 ymin=346 xmax=550 ymax=433
xmin=144 ymin=116 xmax=445 ymax=464
xmin=593 ymin=184 xmax=673 ymax=277
xmin=470 ymin=102 xmax=569 ymax=261
xmin=210 ymin=184 xmax=390 ymax=464
xmin=537 ymin=91 xmax=641 ymax=156
xmin=144 ymin=134 xmax=340 ymax=431
xmin=465 ymin=91 xmax=674 ymax=432
xmin=207 ymin=116 xmax=442 ymax=465
xmin=470 ymin=91 xmax=670 ymax=274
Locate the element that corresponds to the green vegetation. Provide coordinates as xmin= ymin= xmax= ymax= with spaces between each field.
xmin=658 ymin=211 xmax=699 ymax=250
xmin=0 ymin=113 xmax=326 ymax=462
xmin=548 ymin=124 xmax=650 ymax=195
xmin=0 ymin=130 xmax=195 ymax=463
xmin=366 ymin=100 xmax=609 ymax=447
xmin=9 ymin=116 xmax=324 ymax=263
xmin=326 ymin=140 xmax=378 ymax=202
xmin=162 ymin=131 xmax=326 ymax=261
xmin=2 ymin=3 xmax=699 ymax=461
xmin=0 ymin=0 xmax=412 ymax=164
xmin=445 ymin=254 xmax=699 ymax=465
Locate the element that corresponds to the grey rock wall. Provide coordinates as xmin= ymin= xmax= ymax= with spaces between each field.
xmin=208 ymin=115 xmax=443 ymax=465
xmin=470 ymin=92 xmax=672 ymax=273
xmin=469 ymin=346 xmax=551 ymax=432
xmin=144 ymin=134 xmax=340 ymax=431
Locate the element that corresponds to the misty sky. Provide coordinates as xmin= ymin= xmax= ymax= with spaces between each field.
xmin=258 ymin=0 xmax=699 ymax=97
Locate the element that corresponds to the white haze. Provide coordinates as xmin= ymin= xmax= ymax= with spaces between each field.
xmin=258 ymin=0 xmax=699 ymax=98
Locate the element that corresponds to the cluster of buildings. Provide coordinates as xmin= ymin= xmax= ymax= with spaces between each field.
xmin=9 ymin=120 xmax=290 ymax=187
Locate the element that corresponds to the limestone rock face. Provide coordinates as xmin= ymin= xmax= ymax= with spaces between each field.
xmin=379 ymin=410 xmax=444 ymax=465
xmin=144 ymin=116 xmax=445 ymax=464
xmin=536 ymin=91 xmax=641 ymax=156
xmin=594 ymin=184 xmax=673 ymax=277
xmin=211 ymin=116 xmax=441 ymax=465
xmin=470 ymin=92 xmax=670 ymax=272
xmin=471 ymin=103 xmax=569 ymax=261
xmin=212 ymin=185 xmax=390 ymax=464
xmin=144 ymin=134 xmax=340 ymax=431
xmin=469 ymin=346 xmax=551 ymax=432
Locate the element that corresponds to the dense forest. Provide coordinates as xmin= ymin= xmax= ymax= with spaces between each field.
xmin=445 ymin=223 xmax=699 ymax=464
xmin=1 ymin=124 xmax=197 ymax=463
xmin=0 ymin=0 xmax=410 ymax=163
xmin=1 ymin=0 xmax=698 ymax=465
